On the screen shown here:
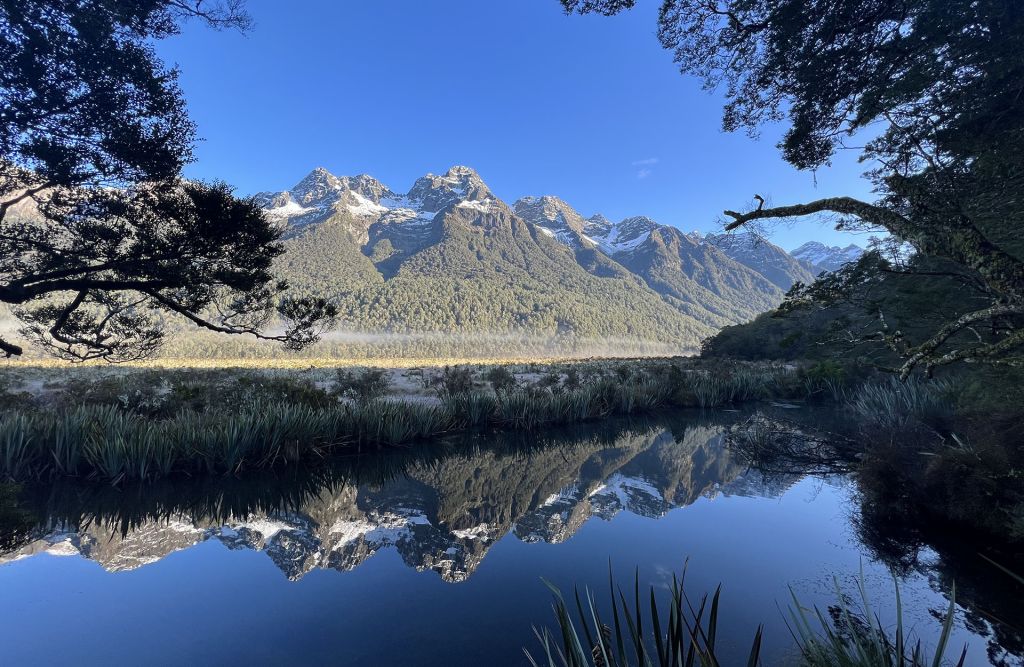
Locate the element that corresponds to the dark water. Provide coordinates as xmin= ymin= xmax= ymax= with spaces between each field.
xmin=0 ymin=409 xmax=1020 ymax=666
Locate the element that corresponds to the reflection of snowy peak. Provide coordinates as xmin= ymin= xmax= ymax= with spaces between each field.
xmin=1 ymin=419 xmax=803 ymax=583
xmin=587 ymin=474 xmax=670 ymax=519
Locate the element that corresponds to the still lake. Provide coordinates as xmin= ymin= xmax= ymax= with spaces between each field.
xmin=0 ymin=409 xmax=1019 ymax=666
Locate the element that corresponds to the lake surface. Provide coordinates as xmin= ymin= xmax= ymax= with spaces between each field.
xmin=0 ymin=409 xmax=1020 ymax=666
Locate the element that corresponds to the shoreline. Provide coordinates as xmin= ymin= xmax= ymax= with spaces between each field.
xmin=0 ymin=359 xmax=798 ymax=483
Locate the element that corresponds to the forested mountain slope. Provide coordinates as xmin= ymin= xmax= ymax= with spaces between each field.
xmin=257 ymin=166 xmax=832 ymax=353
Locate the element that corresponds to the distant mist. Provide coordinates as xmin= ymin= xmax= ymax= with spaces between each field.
xmin=157 ymin=327 xmax=696 ymax=361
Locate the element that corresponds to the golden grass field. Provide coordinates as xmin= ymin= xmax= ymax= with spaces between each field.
xmin=3 ymin=354 xmax=690 ymax=371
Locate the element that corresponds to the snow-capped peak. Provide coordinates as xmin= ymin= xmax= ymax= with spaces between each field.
xmin=582 ymin=215 xmax=660 ymax=255
xmin=290 ymin=166 xmax=344 ymax=205
xmin=513 ymin=195 xmax=589 ymax=245
xmin=791 ymin=241 xmax=865 ymax=273
xmin=257 ymin=165 xmax=507 ymax=241
xmin=406 ymin=166 xmax=493 ymax=213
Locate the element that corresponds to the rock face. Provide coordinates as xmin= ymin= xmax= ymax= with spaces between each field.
xmin=0 ymin=419 xmax=795 ymax=583
xmin=791 ymin=241 xmax=865 ymax=274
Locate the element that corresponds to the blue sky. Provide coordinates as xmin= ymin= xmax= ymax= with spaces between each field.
xmin=158 ymin=0 xmax=874 ymax=251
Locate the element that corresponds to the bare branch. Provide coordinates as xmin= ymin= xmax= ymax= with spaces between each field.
xmin=898 ymin=303 xmax=1024 ymax=378
xmin=723 ymin=196 xmax=910 ymax=234
xmin=723 ymin=195 xmax=1024 ymax=301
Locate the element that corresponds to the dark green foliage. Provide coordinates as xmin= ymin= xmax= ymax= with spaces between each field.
xmin=563 ymin=367 xmax=582 ymax=391
xmin=702 ymin=253 xmax=1010 ymax=379
xmin=566 ymin=0 xmax=1024 ymax=375
xmin=0 ymin=1 xmax=334 ymax=361
xmin=0 ymin=483 xmax=35 ymax=553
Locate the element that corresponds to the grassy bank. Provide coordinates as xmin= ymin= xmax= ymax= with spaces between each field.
xmin=0 ymin=359 xmax=820 ymax=483
xmin=729 ymin=369 xmax=1024 ymax=550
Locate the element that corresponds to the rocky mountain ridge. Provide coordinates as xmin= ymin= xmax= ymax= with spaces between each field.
xmin=253 ymin=166 xmax=863 ymax=351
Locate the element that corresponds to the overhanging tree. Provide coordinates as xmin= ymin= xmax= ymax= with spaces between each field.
xmin=563 ymin=0 xmax=1024 ymax=376
xmin=0 ymin=0 xmax=335 ymax=361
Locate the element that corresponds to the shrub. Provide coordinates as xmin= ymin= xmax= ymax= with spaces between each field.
xmin=335 ymin=368 xmax=391 ymax=403
xmin=484 ymin=366 xmax=517 ymax=394
xmin=534 ymin=372 xmax=562 ymax=393
xmin=438 ymin=365 xmax=475 ymax=395
xmin=563 ymin=367 xmax=582 ymax=391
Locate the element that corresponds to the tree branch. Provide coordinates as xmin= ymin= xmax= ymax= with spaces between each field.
xmin=723 ymin=195 xmax=1024 ymax=301
xmin=0 ymin=337 xmax=22 ymax=358
xmin=898 ymin=303 xmax=1024 ymax=378
xmin=723 ymin=196 xmax=911 ymax=233
xmin=143 ymin=289 xmax=287 ymax=343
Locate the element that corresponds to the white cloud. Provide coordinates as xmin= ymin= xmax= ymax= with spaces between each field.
xmin=632 ymin=157 xmax=658 ymax=179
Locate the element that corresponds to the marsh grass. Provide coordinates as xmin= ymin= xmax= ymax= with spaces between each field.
xmin=787 ymin=569 xmax=965 ymax=667
xmin=0 ymin=401 xmax=454 ymax=482
xmin=0 ymin=360 xmax=811 ymax=483
xmin=527 ymin=565 xmax=763 ymax=667
xmin=0 ymin=377 xmax=676 ymax=482
xmin=849 ymin=378 xmax=955 ymax=436
xmin=529 ymin=565 xmax=967 ymax=667
xmin=679 ymin=367 xmax=789 ymax=408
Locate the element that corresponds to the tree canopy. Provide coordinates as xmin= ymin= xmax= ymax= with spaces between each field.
xmin=564 ymin=0 xmax=1024 ymax=375
xmin=0 ymin=0 xmax=334 ymax=361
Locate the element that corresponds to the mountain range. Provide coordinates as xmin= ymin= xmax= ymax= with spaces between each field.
xmin=254 ymin=166 xmax=863 ymax=353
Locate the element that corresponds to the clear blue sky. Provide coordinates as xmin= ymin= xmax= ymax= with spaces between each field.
xmin=158 ymin=0 xmax=874 ymax=251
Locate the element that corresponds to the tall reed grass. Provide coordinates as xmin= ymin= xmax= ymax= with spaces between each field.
xmin=526 ymin=566 xmax=762 ymax=667
xmin=787 ymin=570 xmax=965 ymax=667
xmin=849 ymin=377 xmax=955 ymax=434
xmin=529 ymin=565 xmax=966 ymax=667
xmin=0 ymin=362 xmax=807 ymax=483
xmin=0 ymin=401 xmax=456 ymax=483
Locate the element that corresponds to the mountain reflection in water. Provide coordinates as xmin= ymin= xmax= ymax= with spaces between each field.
xmin=0 ymin=413 xmax=789 ymax=582
xmin=0 ymin=409 xmax=1019 ymax=667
